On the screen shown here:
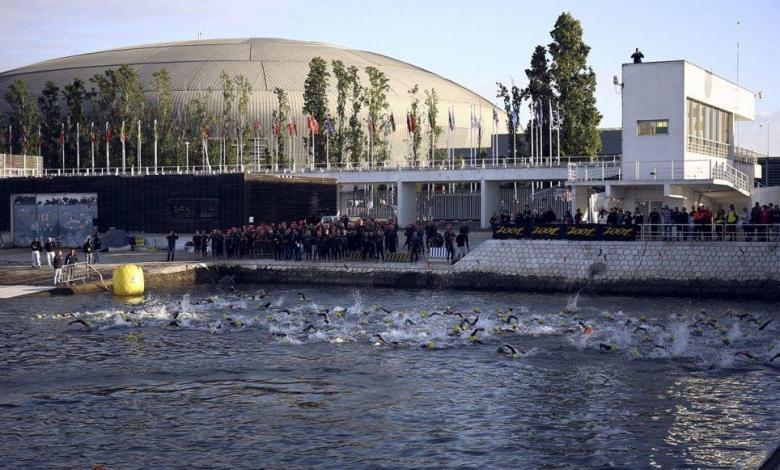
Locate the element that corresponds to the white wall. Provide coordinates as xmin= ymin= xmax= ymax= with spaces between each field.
xmin=622 ymin=61 xmax=685 ymax=177
xmin=684 ymin=62 xmax=755 ymax=121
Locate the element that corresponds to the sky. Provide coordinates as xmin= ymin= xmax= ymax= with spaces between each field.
xmin=1 ymin=0 xmax=778 ymax=154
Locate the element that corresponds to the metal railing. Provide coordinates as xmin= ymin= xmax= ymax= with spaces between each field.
xmin=31 ymin=154 xmax=622 ymax=178
xmin=635 ymin=223 xmax=780 ymax=242
xmin=62 ymin=262 xmax=106 ymax=287
xmin=569 ymin=159 xmax=753 ymax=194
xmin=686 ymin=135 xmax=764 ymax=164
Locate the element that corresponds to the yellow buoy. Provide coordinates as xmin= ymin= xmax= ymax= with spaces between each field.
xmin=113 ymin=264 xmax=145 ymax=296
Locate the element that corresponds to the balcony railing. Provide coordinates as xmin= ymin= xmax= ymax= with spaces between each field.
xmin=686 ymin=135 xmax=763 ymax=164
xmin=568 ymin=159 xmax=752 ymax=195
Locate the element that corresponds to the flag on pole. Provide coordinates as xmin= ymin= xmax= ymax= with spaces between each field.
xmin=105 ymin=124 xmax=112 ymax=142
xmin=448 ymin=108 xmax=455 ymax=131
xmin=273 ymin=122 xmax=280 ymax=136
xmin=406 ymin=112 xmax=416 ymax=133
xmin=288 ymin=121 xmax=298 ymax=136
xmin=471 ymin=109 xmax=479 ymax=129
xmin=120 ymin=122 xmax=126 ymax=143
xmin=59 ymin=125 xmax=65 ymax=145
xmin=253 ymin=120 xmax=260 ymax=139
xmin=511 ymin=109 xmax=519 ymax=128
xmin=493 ymin=109 xmax=499 ymax=125
xmin=386 ymin=113 xmax=396 ymax=133
xmin=307 ymin=115 xmax=320 ymax=135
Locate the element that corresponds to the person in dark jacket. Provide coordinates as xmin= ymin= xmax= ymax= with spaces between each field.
xmin=44 ymin=237 xmax=55 ymax=267
xmin=65 ymin=249 xmax=78 ymax=265
xmin=30 ymin=238 xmax=42 ymax=268
xmin=53 ymin=250 xmax=64 ymax=285
xmin=83 ymin=237 xmax=94 ymax=264
xmin=166 ymin=231 xmax=178 ymax=262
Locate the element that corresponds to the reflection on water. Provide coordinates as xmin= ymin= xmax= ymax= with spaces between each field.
xmin=0 ymin=286 xmax=778 ymax=468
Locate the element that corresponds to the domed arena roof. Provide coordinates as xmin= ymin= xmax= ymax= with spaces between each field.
xmin=0 ymin=38 xmax=503 ymax=165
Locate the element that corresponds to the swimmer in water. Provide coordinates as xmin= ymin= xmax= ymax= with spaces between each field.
xmin=68 ymin=318 xmax=92 ymax=331
xmin=504 ymin=315 xmax=519 ymax=324
xmin=303 ymin=324 xmax=317 ymax=333
xmin=317 ymin=312 xmax=330 ymax=324
xmin=735 ymin=351 xmax=759 ymax=362
xmin=497 ymin=344 xmax=522 ymax=358
xmin=405 ymin=318 xmax=416 ymax=326
xmin=758 ymin=319 xmax=773 ymax=331
xmin=599 ymin=343 xmax=615 ymax=352
xmin=578 ymin=321 xmax=593 ymax=335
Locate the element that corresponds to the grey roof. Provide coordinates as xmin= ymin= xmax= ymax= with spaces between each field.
xmin=0 ymin=38 xmax=504 ymax=165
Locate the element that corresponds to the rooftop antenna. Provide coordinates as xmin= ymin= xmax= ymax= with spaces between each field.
xmin=736 ymin=20 xmax=741 ymax=146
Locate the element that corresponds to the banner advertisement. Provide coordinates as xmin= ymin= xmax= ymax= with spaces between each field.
xmin=493 ymin=224 xmax=638 ymax=241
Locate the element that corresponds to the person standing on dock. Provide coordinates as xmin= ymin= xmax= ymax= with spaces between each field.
xmin=30 ymin=238 xmax=42 ymax=269
xmin=44 ymin=238 xmax=55 ymax=267
xmin=166 ymin=231 xmax=179 ymax=262
xmin=52 ymin=250 xmax=63 ymax=285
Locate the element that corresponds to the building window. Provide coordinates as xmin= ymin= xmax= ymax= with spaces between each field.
xmin=637 ymin=119 xmax=669 ymax=136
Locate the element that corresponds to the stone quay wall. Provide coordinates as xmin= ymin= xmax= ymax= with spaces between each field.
xmin=455 ymin=239 xmax=780 ymax=298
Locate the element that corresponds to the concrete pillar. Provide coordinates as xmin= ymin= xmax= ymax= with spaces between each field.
xmin=397 ymin=181 xmax=417 ymax=226
xmin=480 ymin=179 xmax=500 ymax=229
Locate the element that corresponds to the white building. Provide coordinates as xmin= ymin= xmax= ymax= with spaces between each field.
xmin=571 ymin=60 xmax=766 ymax=218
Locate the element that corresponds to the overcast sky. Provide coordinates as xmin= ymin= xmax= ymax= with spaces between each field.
xmin=1 ymin=0 xmax=778 ymax=154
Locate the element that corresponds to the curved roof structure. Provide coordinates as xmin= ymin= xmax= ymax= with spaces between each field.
xmin=0 ymin=38 xmax=504 ymax=165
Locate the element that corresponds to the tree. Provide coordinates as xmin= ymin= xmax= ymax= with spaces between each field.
xmin=496 ymin=82 xmax=522 ymax=160
xmin=363 ymin=66 xmax=390 ymax=164
xmin=219 ymin=71 xmax=235 ymax=166
xmin=548 ymin=12 xmax=602 ymax=156
xmin=302 ymin=57 xmax=330 ymax=165
xmin=521 ymin=45 xmax=555 ymax=157
xmin=424 ymin=88 xmax=443 ymax=164
xmin=331 ymin=59 xmax=350 ymax=164
xmin=187 ymin=89 xmax=215 ymax=169
xmin=152 ymin=68 xmax=175 ymax=166
xmin=346 ymin=66 xmax=363 ymax=165
xmin=38 ymin=81 xmax=61 ymax=167
xmin=115 ymin=65 xmax=145 ymax=162
xmin=408 ymin=85 xmax=423 ymax=164
xmin=234 ymin=74 xmax=252 ymax=166
xmin=273 ymin=87 xmax=290 ymax=167
xmin=62 ymin=78 xmax=90 ymax=167
xmin=3 ymin=79 xmax=41 ymax=156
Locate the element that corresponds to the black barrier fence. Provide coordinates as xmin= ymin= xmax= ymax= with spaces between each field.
xmin=493 ymin=224 xmax=638 ymax=241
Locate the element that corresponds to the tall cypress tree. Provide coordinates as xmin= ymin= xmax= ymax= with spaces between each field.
xmin=548 ymin=12 xmax=602 ymax=156
xmin=62 ymin=78 xmax=89 ymax=167
xmin=522 ymin=45 xmax=555 ymax=157
xmin=302 ymin=57 xmax=330 ymax=165
xmin=408 ymin=84 xmax=422 ymax=164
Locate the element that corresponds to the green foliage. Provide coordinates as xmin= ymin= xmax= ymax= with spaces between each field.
xmin=62 ymin=78 xmax=90 ymax=166
xmin=424 ymin=88 xmax=443 ymax=163
xmin=219 ymin=71 xmax=235 ymax=164
xmin=408 ymin=84 xmax=422 ymax=164
xmin=331 ymin=60 xmax=350 ymax=164
xmin=302 ymin=57 xmax=330 ymax=165
xmin=522 ymin=45 xmax=555 ymax=156
xmin=3 ymin=79 xmax=41 ymax=156
xmin=234 ymin=74 xmax=253 ymax=165
xmin=346 ymin=66 xmax=363 ymax=165
xmin=152 ymin=68 xmax=176 ymax=166
xmin=187 ymin=88 xmax=215 ymax=168
xmin=496 ymin=82 xmax=522 ymax=157
xmin=273 ymin=87 xmax=290 ymax=166
xmin=364 ymin=66 xmax=390 ymax=164
xmin=548 ymin=12 xmax=602 ymax=156
xmin=37 ymin=81 xmax=61 ymax=167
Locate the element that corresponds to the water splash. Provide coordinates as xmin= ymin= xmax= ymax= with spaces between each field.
xmin=564 ymin=293 xmax=579 ymax=313
xmin=670 ymin=320 xmax=690 ymax=357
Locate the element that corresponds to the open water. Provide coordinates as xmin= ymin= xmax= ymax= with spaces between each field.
xmin=1 ymin=285 xmax=778 ymax=469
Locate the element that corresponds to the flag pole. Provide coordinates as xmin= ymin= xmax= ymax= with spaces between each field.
xmin=61 ymin=123 xmax=65 ymax=171
xmin=90 ymin=122 xmax=95 ymax=172
xmin=530 ymin=105 xmax=535 ymax=166
xmin=105 ymin=122 xmax=109 ymax=172
xmin=556 ymin=101 xmax=561 ymax=165
xmin=76 ymin=122 xmax=80 ymax=172
xmin=120 ymin=120 xmax=126 ymax=173
xmin=548 ymin=99 xmax=553 ymax=167
xmin=154 ymin=118 xmax=158 ymax=174
xmin=136 ymin=119 xmax=141 ymax=173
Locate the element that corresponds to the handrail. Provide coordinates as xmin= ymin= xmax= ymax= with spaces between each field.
xmin=21 ymin=154 xmax=623 ymax=178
